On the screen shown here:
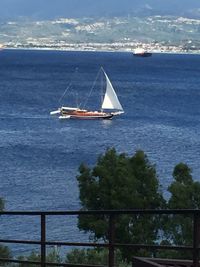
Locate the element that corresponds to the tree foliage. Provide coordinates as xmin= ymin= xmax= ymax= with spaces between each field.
xmin=0 ymin=198 xmax=11 ymax=263
xmin=18 ymin=248 xmax=62 ymax=267
xmin=65 ymin=248 xmax=128 ymax=267
xmin=77 ymin=148 xmax=165 ymax=260
xmin=0 ymin=245 xmax=12 ymax=261
xmin=76 ymin=148 xmax=200 ymax=261
xmin=166 ymin=163 xmax=200 ymax=252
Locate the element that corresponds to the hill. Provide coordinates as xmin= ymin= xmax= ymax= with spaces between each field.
xmin=1 ymin=15 xmax=200 ymax=53
xmin=0 ymin=0 xmax=200 ymax=19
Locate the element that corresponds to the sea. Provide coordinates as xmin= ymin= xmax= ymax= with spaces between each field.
xmin=0 ymin=49 xmax=200 ymax=256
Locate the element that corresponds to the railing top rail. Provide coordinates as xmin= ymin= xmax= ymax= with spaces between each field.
xmin=0 ymin=209 xmax=200 ymax=216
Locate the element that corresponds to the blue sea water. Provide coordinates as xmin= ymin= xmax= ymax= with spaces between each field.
xmin=0 ymin=49 xmax=200 ymax=255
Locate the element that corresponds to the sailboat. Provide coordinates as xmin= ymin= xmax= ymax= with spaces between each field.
xmin=50 ymin=67 xmax=124 ymax=120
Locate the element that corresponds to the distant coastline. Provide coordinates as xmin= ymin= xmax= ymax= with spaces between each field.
xmin=2 ymin=46 xmax=200 ymax=55
xmin=1 ymin=16 xmax=200 ymax=55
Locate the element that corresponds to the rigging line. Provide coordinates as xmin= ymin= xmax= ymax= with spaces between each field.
xmin=58 ymin=82 xmax=72 ymax=104
xmin=58 ymin=67 xmax=79 ymax=104
xmin=81 ymin=68 xmax=102 ymax=109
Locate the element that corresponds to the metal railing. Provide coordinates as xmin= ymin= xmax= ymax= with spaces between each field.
xmin=0 ymin=209 xmax=200 ymax=267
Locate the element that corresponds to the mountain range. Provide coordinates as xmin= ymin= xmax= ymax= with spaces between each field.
xmin=0 ymin=0 xmax=200 ymax=19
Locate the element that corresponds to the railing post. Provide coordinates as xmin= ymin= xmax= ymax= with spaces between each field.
xmin=108 ymin=214 xmax=115 ymax=267
xmin=193 ymin=212 xmax=200 ymax=267
xmin=41 ymin=214 xmax=46 ymax=267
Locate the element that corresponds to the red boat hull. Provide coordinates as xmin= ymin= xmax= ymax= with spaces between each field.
xmin=61 ymin=110 xmax=113 ymax=120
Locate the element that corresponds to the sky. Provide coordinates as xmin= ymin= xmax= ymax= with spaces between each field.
xmin=0 ymin=0 xmax=199 ymax=19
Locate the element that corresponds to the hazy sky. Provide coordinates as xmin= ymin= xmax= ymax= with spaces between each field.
xmin=0 ymin=0 xmax=199 ymax=19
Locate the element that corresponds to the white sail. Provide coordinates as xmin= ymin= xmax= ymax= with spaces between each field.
xmin=101 ymin=71 xmax=123 ymax=111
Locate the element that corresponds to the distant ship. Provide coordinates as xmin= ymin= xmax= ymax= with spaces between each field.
xmin=0 ymin=44 xmax=4 ymax=50
xmin=133 ymin=48 xmax=152 ymax=57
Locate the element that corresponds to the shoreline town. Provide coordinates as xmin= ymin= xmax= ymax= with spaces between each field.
xmin=1 ymin=42 xmax=200 ymax=54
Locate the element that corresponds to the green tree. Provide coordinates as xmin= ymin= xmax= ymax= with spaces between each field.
xmin=164 ymin=163 xmax=200 ymax=258
xmin=18 ymin=251 xmax=40 ymax=267
xmin=0 ymin=198 xmax=12 ymax=264
xmin=77 ymin=148 xmax=165 ymax=260
xmin=18 ymin=247 xmax=62 ymax=267
xmin=0 ymin=245 xmax=11 ymax=261
xmin=65 ymin=248 xmax=127 ymax=267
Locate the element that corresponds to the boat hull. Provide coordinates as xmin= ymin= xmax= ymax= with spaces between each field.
xmin=134 ymin=53 xmax=152 ymax=57
xmin=68 ymin=114 xmax=113 ymax=120
xmin=61 ymin=110 xmax=113 ymax=120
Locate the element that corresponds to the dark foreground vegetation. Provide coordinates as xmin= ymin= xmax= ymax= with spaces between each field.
xmin=1 ymin=148 xmax=200 ymax=266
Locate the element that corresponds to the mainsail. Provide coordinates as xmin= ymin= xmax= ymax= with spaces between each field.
xmin=101 ymin=71 xmax=123 ymax=112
